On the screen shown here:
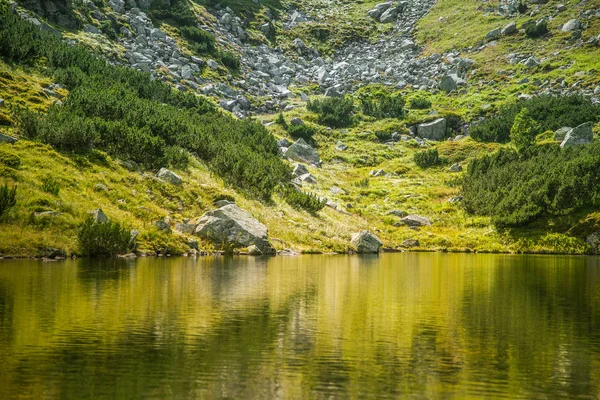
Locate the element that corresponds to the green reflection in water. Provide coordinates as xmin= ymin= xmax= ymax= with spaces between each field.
xmin=0 ymin=253 xmax=600 ymax=399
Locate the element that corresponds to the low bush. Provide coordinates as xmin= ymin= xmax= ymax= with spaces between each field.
xmin=462 ymin=142 xmax=600 ymax=228
xmin=470 ymin=95 xmax=600 ymax=143
xmin=307 ymin=96 xmax=354 ymax=128
xmin=360 ymin=92 xmax=405 ymax=119
xmin=218 ymin=51 xmax=240 ymax=70
xmin=288 ymin=124 xmax=317 ymax=143
xmin=77 ymin=216 xmax=131 ymax=256
xmin=375 ymin=131 xmax=392 ymax=142
xmin=180 ymin=26 xmax=216 ymax=54
xmin=279 ymin=184 xmax=325 ymax=213
xmin=410 ymin=97 xmax=432 ymax=109
xmin=0 ymin=183 xmax=16 ymax=219
xmin=0 ymin=149 xmax=21 ymax=169
xmin=414 ymin=148 xmax=440 ymax=168
xmin=41 ymin=176 xmax=60 ymax=196
xmin=275 ymin=113 xmax=287 ymax=129
xmin=525 ymin=19 xmax=548 ymax=38
xmin=510 ymin=108 xmax=540 ymax=151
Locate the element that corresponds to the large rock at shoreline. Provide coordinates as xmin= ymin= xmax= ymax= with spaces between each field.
xmin=351 ymin=230 xmax=383 ymax=253
xmin=195 ymin=204 xmax=274 ymax=253
xmin=417 ymin=118 xmax=447 ymax=141
xmin=560 ymin=122 xmax=593 ymax=148
xmin=285 ymin=138 xmax=321 ymax=166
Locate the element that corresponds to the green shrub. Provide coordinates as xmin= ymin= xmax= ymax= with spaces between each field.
xmin=148 ymin=0 xmax=197 ymax=26
xmin=288 ymin=124 xmax=317 ymax=143
xmin=0 ymin=183 xmax=16 ymax=219
xmin=354 ymin=178 xmax=369 ymax=188
xmin=510 ymin=108 xmax=540 ymax=151
xmin=410 ymin=97 xmax=432 ymax=109
xmin=100 ymin=20 xmax=117 ymax=40
xmin=470 ymin=95 xmax=600 ymax=143
xmin=525 ymin=19 xmax=548 ymax=38
xmin=275 ymin=112 xmax=288 ymax=129
xmin=360 ymin=92 xmax=405 ymax=119
xmin=307 ymin=96 xmax=354 ymax=128
xmin=0 ymin=149 xmax=21 ymax=169
xmin=279 ymin=184 xmax=325 ymax=213
xmin=41 ymin=176 xmax=60 ymax=196
xmin=218 ymin=51 xmax=240 ymax=70
xmin=375 ymin=131 xmax=392 ymax=142
xmin=462 ymin=143 xmax=600 ymax=228
xmin=180 ymin=26 xmax=216 ymax=54
xmin=77 ymin=216 xmax=131 ymax=257
xmin=414 ymin=148 xmax=440 ymax=168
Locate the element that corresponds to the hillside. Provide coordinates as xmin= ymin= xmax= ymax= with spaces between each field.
xmin=0 ymin=0 xmax=600 ymax=258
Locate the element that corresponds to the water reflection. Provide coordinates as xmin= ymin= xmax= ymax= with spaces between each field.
xmin=0 ymin=254 xmax=599 ymax=399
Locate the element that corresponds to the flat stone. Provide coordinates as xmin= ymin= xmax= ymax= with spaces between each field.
xmin=351 ymin=230 xmax=383 ymax=253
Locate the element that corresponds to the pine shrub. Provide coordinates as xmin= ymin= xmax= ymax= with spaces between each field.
xmin=77 ymin=216 xmax=131 ymax=256
xmin=279 ymin=184 xmax=325 ymax=213
xmin=307 ymin=96 xmax=354 ymax=128
xmin=414 ymin=148 xmax=440 ymax=168
xmin=0 ymin=183 xmax=16 ymax=219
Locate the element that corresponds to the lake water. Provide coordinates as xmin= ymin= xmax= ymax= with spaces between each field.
xmin=1 ymin=253 xmax=600 ymax=399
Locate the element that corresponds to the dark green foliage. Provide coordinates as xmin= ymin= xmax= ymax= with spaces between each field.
xmin=470 ymin=95 xmax=600 ymax=143
xmin=353 ymin=178 xmax=369 ymax=188
xmin=525 ymin=19 xmax=548 ymax=38
xmin=375 ymin=131 xmax=392 ymax=142
xmin=410 ymin=97 xmax=432 ymax=109
xmin=41 ymin=176 xmax=60 ymax=196
xmin=148 ymin=0 xmax=197 ymax=26
xmin=517 ymin=1 xmax=528 ymax=13
xmin=100 ymin=20 xmax=118 ymax=40
xmin=275 ymin=113 xmax=288 ymax=129
xmin=287 ymin=124 xmax=317 ymax=144
xmin=0 ymin=149 xmax=21 ymax=169
xmin=1 ymin=9 xmax=290 ymax=200
xmin=360 ymin=92 xmax=405 ymax=119
xmin=180 ymin=26 xmax=216 ymax=54
xmin=279 ymin=184 xmax=325 ymax=213
xmin=462 ymin=143 xmax=600 ymax=228
xmin=0 ymin=183 xmax=16 ymax=219
xmin=307 ymin=96 xmax=354 ymax=128
xmin=77 ymin=216 xmax=131 ymax=256
xmin=510 ymin=108 xmax=540 ymax=151
xmin=414 ymin=148 xmax=440 ymax=168
xmin=218 ymin=51 xmax=240 ymax=70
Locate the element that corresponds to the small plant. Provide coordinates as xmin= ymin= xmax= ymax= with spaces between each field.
xmin=525 ymin=19 xmax=548 ymax=38
xmin=41 ymin=176 xmax=60 ymax=196
xmin=288 ymin=124 xmax=317 ymax=143
xmin=218 ymin=51 xmax=240 ymax=70
xmin=510 ymin=108 xmax=540 ymax=151
xmin=180 ymin=26 xmax=216 ymax=54
xmin=0 ymin=183 xmax=17 ymax=219
xmin=279 ymin=184 xmax=325 ymax=213
xmin=275 ymin=112 xmax=288 ymax=129
xmin=360 ymin=92 xmax=405 ymax=119
xmin=410 ymin=97 xmax=432 ymax=110
xmin=375 ymin=131 xmax=392 ymax=142
xmin=354 ymin=178 xmax=370 ymax=188
xmin=77 ymin=216 xmax=131 ymax=257
xmin=307 ymin=96 xmax=354 ymax=128
xmin=0 ymin=149 xmax=21 ymax=169
xmin=517 ymin=0 xmax=528 ymax=14
xmin=414 ymin=148 xmax=440 ymax=168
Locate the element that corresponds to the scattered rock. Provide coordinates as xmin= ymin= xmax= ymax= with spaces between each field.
xmin=335 ymin=141 xmax=348 ymax=151
xmin=587 ymin=231 xmax=600 ymax=253
xmin=560 ymin=122 xmax=593 ymax=148
xmin=387 ymin=210 xmax=407 ymax=218
xmin=439 ymin=74 xmax=459 ymax=92
xmin=351 ymin=230 xmax=383 ymax=253
xmin=449 ymin=163 xmax=462 ymax=172
xmin=0 ymin=133 xmax=18 ymax=144
xmin=554 ymin=126 xmax=572 ymax=141
xmin=292 ymin=163 xmax=309 ymax=177
xmin=175 ymin=222 xmax=197 ymax=235
xmin=154 ymin=219 xmax=172 ymax=233
xmin=90 ymin=208 xmax=109 ymax=223
xmin=485 ymin=28 xmax=501 ymax=41
xmin=401 ymin=239 xmax=419 ymax=247
xmin=562 ymin=19 xmax=581 ymax=32
xmin=401 ymin=214 xmax=432 ymax=227
xmin=417 ymin=118 xmax=447 ymax=141
xmin=247 ymin=244 xmax=263 ymax=255
xmin=157 ymin=168 xmax=182 ymax=185
xmin=285 ymin=138 xmax=321 ymax=166
xmin=330 ymin=186 xmax=346 ymax=195
xmin=501 ymin=22 xmax=517 ymax=35
xmin=290 ymin=117 xmax=304 ymax=125
xmin=369 ymin=169 xmax=386 ymax=177
xmin=195 ymin=204 xmax=274 ymax=253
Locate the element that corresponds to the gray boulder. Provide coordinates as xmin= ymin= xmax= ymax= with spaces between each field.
xmin=417 ymin=118 xmax=447 ymax=141
xmin=285 ymin=138 xmax=321 ymax=166
xmin=351 ymin=230 xmax=383 ymax=253
xmin=195 ymin=204 xmax=273 ymax=253
xmin=387 ymin=210 xmax=407 ymax=218
xmin=439 ymin=74 xmax=459 ymax=92
xmin=554 ymin=127 xmax=572 ymax=141
xmin=560 ymin=122 xmax=593 ymax=148
xmin=449 ymin=163 xmax=463 ymax=172
xmin=290 ymin=117 xmax=304 ymax=126
xmin=401 ymin=239 xmax=419 ymax=247
xmin=485 ymin=28 xmax=501 ymax=41
xmin=379 ymin=7 xmax=398 ymax=23
xmin=335 ymin=141 xmax=348 ymax=151
xmin=0 ymin=133 xmax=18 ymax=144
xmin=90 ymin=208 xmax=109 ymax=223
xmin=562 ymin=19 xmax=581 ymax=32
xmin=501 ymin=22 xmax=517 ymax=35
xmin=154 ymin=219 xmax=172 ymax=233
xmin=157 ymin=168 xmax=182 ymax=185
xmin=292 ymin=163 xmax=309 ymax=177
xmin=586 ymin=231 xmax=600 ymax=253
xmin=401 ymin=214 xmax=432 ymax=227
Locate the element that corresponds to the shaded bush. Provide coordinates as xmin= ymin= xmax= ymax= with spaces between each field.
xmin=414 ymin=148 xmax=440 ymax=168
xmin=180 ymin=25 xmax=216 ymax=54
xmin=0 ymin=183 xmax=16 ymax=219
xmin=510 ymin=108 xmax=540 ymax=151
xmin=218 ymin=51 xmax=240 ymax=70
xmin=279 ymin=184 xmax=325 ymax=213
xmin=275 ymin=112 xmax=288 ymax=129
xmin=375 ymin=131 xmax=392 ymax=142
xmin=307 ymin=96 xmax=354 ymax=128
xmin=360 ymin=92 xmax=405 ymax=119
xmin=288 ymin=124 xmax=317 ymax=143
xmin=462 ymin=143 xmax=600 ymax=228
xmin=410 ymin=97 xmax=432 ymax=109
xmin=525 ymin=19 xmax=548 ymax=38
xmin=470 ymin=95 xmax=600 ymax=143
xmin=0 ymin=149 xmax=21 ymax=169
xmin=77 ymin=216 xmax=131 ymax=256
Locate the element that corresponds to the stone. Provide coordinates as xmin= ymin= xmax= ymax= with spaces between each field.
xmin=522 ymin=57 xmax=541 ymax=68
xmin=247 ymin=244 xmax=263 ymax=255
xmin=214 ymin=200 xmax=235 ymax=207
xmin=379 ymin=7 xmax=398 ymax=23
xmin=285 ymin=138 xmax=321 ymax=166
xmin=351 ymin=230 xmax=383 ymax=253
xmin=90 ymin=208 xmax=109 ymax=223
xmin=330 ymin=186 xmax=346 ymax=195
xmin=157 ymin=168 xmax=182 ymax=185
xmin=207 ymin=59 xmax=219 ymax=69
xmin=586 ymin=231 xmax=600 ymax=253
xmin=387 ymin=210 xmax=407 ymax=218
xmin=297 ymin=173 xmax=317 ymax=184
xmin=0 ymin=133 xmax=18 ymax=144
xmin=195 ymin=204 xmax=273 ymax=253
xmin=562 ymin=19 xmax=581 ymax=32
xmin=277 ymin=138 xmax=292 ymax=148
xmin=448 ymin=196 xmax=463 ymax=204
xmin=554 ymin=127 xmax=572 ymax=141
xmin=154 ymin=219 xmax=172 ymax=233
xmin=84 ymin=24 xmax=101 ymax=35
xmin=439 ymin=74 xmax=458 ymax=92
xmin=292 ymin=163 xmax=309 ymax=177
xmin=401 ymin=214 xmax=432 ymax=227
xmin=401 ymin=239 xmax=419 ymax=247
xmin=449 ymin=163 xmax=463 ymax=172
xmin=175 ymin=222 xmax=197 ymax=235
xmin=501 ymin=22 xmax=517 ymax=35
xmin=485 ymin=28 xmax=501 ymax=41
xmin=335 ymin=141 xmax=348 ymax=151
xmin=560 ymin=122 xmax=593 ymax=148
xmin=94 ymin=183 xmax=109 ymax=192
xmin=369 ymin=169 xmax=386 ymax=177
xmin=417 ymin=118 xmax=447 ymax=141
xmin=290 ymin=117 xmax=304 ymax=126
